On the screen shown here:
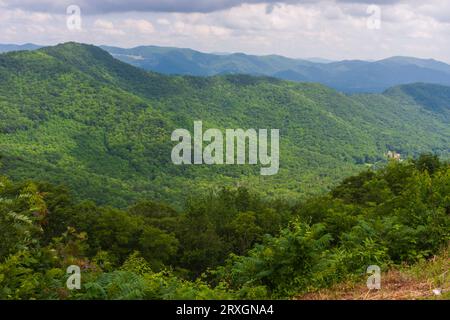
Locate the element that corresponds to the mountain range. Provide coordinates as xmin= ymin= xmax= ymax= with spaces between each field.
xmin=0 ymin=42 xmax=448 ymax=207
xmin=3 ymin=43 xmax=450 ymax=93
xmin=100 ymin=45 xmax=450 ymax=93
xmin=0 ymin=43 xmax=42 ymax=53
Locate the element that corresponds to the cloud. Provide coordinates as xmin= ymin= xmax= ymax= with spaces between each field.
xmin=2 ymin=0 xmax=404 ymax=14
xmin=93 ymin=19 xmax=114 ymax=29
xmin=93 ymin=19 xmax=124 ymax=35
xmin=0 ymin=0 xmax=449 ymax=64
xmin=157 ymin=18 xmax=171 ymax=26
xmin=123 ymin=19 xmax=155 ymax=34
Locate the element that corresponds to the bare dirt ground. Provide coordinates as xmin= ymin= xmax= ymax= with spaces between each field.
xmin=296 ymin=249 xmax=449 ymax=300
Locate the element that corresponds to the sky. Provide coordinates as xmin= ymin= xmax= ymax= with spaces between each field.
xmin=1 ymin=0 xmax=450 ymax=62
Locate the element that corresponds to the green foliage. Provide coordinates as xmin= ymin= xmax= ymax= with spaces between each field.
xmin=0 ymin=155 xmax=448 ymax=300
xmin=212 ymin=158 xmax=450 ymax=298
xmin=0 ymin=43 xmax=448 ymax=207
xmin=0 ymin=43 xmax=448 ymax=300
xmin=78 ymin=271 xmax=147 ymax=300
xmin=216 ymin=222 xmax=333 ymax=298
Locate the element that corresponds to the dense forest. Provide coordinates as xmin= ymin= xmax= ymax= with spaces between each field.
xmin=0 ymin=43 xmax=449 ymax=208
xmin=0 ymin=43 xmax=448 ymax=300
xmin=0 ymin=154 xmax=448 ymax=299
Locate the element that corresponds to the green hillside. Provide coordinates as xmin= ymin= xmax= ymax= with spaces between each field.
xmin=0 ymin=43 xmax=448 ymax=207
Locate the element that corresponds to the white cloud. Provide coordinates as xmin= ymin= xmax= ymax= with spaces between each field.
xmin=94 ymin=19 xmax=114 ymax=29
xmin=123 ymin=19 xmax=155 ymax=34
xmin=0 ymin=0 xmax=450 ymax=63
xmin=93 ymin=19 xmax=124 ymax=35
xmin=157 ymin=18 xmax=170 ymax=25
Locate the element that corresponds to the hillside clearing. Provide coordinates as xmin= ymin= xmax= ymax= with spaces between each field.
xmin=296 ymin=248 xmax=449 ymax=300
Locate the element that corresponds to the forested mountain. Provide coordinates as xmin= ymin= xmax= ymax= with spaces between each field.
xmin=100 ymin=44 xmax=315 ymax=77
xmin=102 ymin=45 xmax=450 ymax=92
xmin=4 ymin=43 xmax=450 ymax=93
xmin=0 ymin=42 xmax=448 ymax=207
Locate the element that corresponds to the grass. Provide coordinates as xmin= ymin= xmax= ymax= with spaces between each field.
xmin=295 ymin=246 xmax=449 ymax=300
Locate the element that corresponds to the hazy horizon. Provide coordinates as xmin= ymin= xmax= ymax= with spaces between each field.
xmin=1 ymin=41 xmax=447 ymax=64
xmin=1 ymin=0 xmax=450 ymax=63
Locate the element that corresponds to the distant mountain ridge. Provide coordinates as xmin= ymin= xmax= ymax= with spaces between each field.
xmin=101 ymin=45 xmax=450 ymax=93
xmin=0 ymin=43 xmax=42 ymax=53
xmin=3 ymin=43 xmax=450 ymax=93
